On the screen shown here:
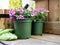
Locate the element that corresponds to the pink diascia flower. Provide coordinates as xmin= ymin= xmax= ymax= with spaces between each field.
xmin=43 ymin=9 xmax=49 ymax=12
xmin=18 ymin=15 xmax=24 ymax=19
xmin=9 ymin=9 xmax=15 ymax=16
xmin=36 ymin=8 xmax=49 ymax=13
xmin=31 ymin=13 xmax=36 ymax=17
xmin=36 ymin=8 xmax=44 ymax=12
xmin=41 ymin=9 xmax=49 ymax=13
xmin=18 ymin=8 xmax=24 ymax=14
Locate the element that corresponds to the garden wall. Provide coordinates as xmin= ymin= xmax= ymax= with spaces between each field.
xmin=0 ymin=9 xmax=13 ymax=29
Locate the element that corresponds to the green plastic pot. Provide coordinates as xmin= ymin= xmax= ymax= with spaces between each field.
xmin=13 ymin=19 xmax=32 ymax=39
xmin=32 ymin=19 xmax=43 ymax=35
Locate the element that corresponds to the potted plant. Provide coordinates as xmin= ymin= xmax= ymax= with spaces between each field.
xmin=9 ymin=8 xmax=32 ymax=39
xmin=31 ymin=8 xmax=49 ymax=35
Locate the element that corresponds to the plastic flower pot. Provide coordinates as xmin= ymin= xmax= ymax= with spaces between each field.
xmin=32 ymin=19 xmax=44 ymax=35
xmin=13 ymin=19 xmax=32 ymax=39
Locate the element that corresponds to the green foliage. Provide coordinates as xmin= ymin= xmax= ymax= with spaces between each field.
xmin=23 ymin=9 xmax=32 ymax=18
xmin=15 ymin=11 xmax=20 ymax=15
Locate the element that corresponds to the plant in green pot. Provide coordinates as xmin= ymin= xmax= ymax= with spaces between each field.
xmin=9 ymin=8 xmax=32 ymax=39
xmin=31 ymin=8 xmax=49 ymax=35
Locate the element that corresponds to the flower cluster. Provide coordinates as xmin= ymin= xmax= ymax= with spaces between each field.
xmin=9 ymin=8 xmax=32 ymax=20
xmin=31 ymin=8 xmax=49 ymax=21
xmin=9 ymin=8 xmax=49 ymax=21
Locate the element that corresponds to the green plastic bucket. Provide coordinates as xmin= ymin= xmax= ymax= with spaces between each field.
xmin=14 ymin=19 xmax=32 ymax=39
xmin=32 ymin=19 xmax=43 ymax=35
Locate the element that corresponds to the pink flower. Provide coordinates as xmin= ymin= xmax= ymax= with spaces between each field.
xmin=18 ymin=15 xmax=24 ymax=19
xmin=36 ymin=8 xmax=44 ymax=12
xmin=40 ymin=8 xmax=48 ymax=12
xmin=36 ymin=8 xmax=49 ymax=13
xmin=31 ymin=13 xmax=36 ymax=17
xmin=9 ymin=9 xmax=15 ymax=16
xmin=18 ymin=8 xmax=24 ymax=14
xmin=36 ymin=8 xmax=41 ymax=12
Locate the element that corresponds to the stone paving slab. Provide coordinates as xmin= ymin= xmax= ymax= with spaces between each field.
xmin=31 ymin=34 xmax=60 ymax=44
xmin=1 ymin=38 xmax=60 ymax=45
xmin=0 ymin=34 xmax=60 ymax=45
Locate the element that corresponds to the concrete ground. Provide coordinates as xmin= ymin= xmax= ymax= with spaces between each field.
xmin=0 ymin=34 xmax=60 ymax=45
